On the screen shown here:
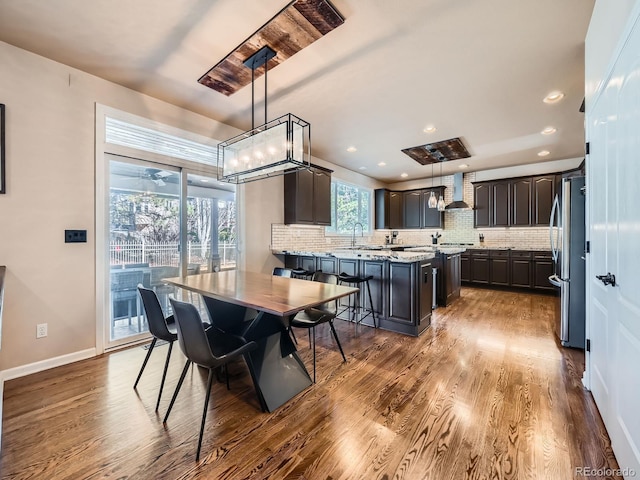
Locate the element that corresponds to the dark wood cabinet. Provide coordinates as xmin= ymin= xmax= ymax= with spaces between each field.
xmin=387 ymin=262 xmax=415 ymax=324
xmin=470 ymin=250 xmax=490 ymax=284
xmin=473 ymin=173 xmax=560 ymax=228
xmin=511 ymin=178 xmax=532 ymax=226
xmin=403 ymin=191 xmax=422 ymax=229
xmin=337 ymin=258 xmax=359 ymax=310
xmin=317 ymin=256 xmax=338 ymax=274
xmin=532 ymin=251 xmax=555 ymax=290
xmin=389 ymin=191 xmax=404 ymax=229
xmin=421 ymin=188 xmax=445 ymax=229
xmin=474 ymin=183 xmax=491 ymax=227
xmin=434 ymin=253 xmax=461 ymax=306
xmin=532 ymin=175 xmax=556 ymax=226
xmin=510 ymin=250 xmax=533 ymax=288
xmin=284 ymin=166 xmax=332 ymax=225
xmin=375 ymin=187 xmax=444 ymax=230
xmin=418 ymin=262 xmax=433 ymax=327
xmin=313 ymin=169 xmax=332 ymax=225
xmin=489 ymin=250 xmax=510 ymax=286
xmin=361 ymin=260 xmax=385 ymax=317
xmin=460 ymin=252 xmax=470 ymax=282
xmin=491 ymin=181 xmax=511 ymax=227
xmin=374 ymin=189 xmax=390 ymax=229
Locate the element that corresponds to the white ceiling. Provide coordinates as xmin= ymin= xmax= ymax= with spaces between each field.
xmin=0 ymin=0 xmax=594 ymax=182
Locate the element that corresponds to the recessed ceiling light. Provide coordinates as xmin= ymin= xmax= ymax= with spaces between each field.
xmin=400 ymin=173 xmax=408 ymax=178
xmin=201 ymin=179 xmax=209 ymax=182
xmin=378 ymin=162 xmax=386 ymax=166
xmin=423 ymin=125 xmax=437 ymax=133
xmin=346 ymin=146 xmax=357 ymax=153
xmin=538 ymin=150 xmax=550 ymax=157
xmin=543 ymin=91 xmax=564 ymax=104
xmin=459 ymin=164 xmax=469 ymax=169
xmin=358 ymin=166 xmax=367 ymax=170
xmin=541 ymin=126 xmax=557 ymax=135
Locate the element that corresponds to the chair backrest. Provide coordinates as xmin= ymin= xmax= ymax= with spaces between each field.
xmin=137 ymin=285 xmax=175 ymax=342
xmin=169 ymin=298 xmax=219 ymax=368
xmin=150 ymin=266 xmax=179 ymax=285
xmin=272 ymin=267 xmax=293 ymax=278
xmin=111 ymin=270 xmax=144 ymax=290
xmin=311 ymin=272 xmax=338 ymax=314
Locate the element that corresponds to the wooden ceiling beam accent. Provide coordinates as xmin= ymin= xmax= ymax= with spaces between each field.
xmin=401 ymin=137 xmax=471 ymax=165
xmin=199 ymin=0 xmax=344 ymax=96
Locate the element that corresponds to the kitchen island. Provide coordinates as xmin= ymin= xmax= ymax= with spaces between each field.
xmin=272 ymin=248 xmax=435 ymax=336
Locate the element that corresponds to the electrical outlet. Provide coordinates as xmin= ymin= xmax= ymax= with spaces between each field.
xmin=36 ymin=323 xmax=48 ymax=338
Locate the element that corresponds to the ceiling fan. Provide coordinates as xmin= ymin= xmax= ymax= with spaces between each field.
xmin=143 ymin=168 xmax=173 ymax=187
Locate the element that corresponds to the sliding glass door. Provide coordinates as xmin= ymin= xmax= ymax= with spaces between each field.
xmin=108 ymin=160 xmax=181 ymax=343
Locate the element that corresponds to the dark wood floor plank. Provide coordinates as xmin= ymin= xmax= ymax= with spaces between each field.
xmin=0 ymin=287 xmax=622 ymax=480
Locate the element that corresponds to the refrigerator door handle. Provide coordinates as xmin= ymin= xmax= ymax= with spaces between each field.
xmin=548 ymin=274 xmax=562 ymax=287
xmin=549 ymin=195 xmax=560 ymax=263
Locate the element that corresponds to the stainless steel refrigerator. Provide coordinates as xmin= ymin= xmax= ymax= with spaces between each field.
xmin=548 ymin=176 xmax=586 ymax=348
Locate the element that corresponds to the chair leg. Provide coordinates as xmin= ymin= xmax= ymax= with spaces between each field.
xmin=312 ymin=326 xmax=316 ymax=383
xmin=155 ymin=341 xmax=173 ymax=411
xmin=288 ymin=325 xmax=298 ymax=345
xmin=134 ymin=337 xmax=157 ymax=389
xmin=196 ymin=368 xmax=215 ymax=462
xmin=163 ymin=359 xmax=191 ymax=423
xmin=329 ymin=320 xmax=347 ymax=363
xmin=366 ymin=281 xmax=377 ymax=328
xmin=308 ymin=329 xmax=312 ymax=348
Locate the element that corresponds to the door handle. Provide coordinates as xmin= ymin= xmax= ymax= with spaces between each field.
xmin=596 ymin=273 xmax=616 ymax=287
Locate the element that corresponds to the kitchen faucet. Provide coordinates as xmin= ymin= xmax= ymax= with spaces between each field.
xmin=351 ymin=222 xmax=364 ymax=248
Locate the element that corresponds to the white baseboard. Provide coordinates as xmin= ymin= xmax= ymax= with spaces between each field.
xmin=0 ymin=348 xmax=97 ymax=453
xmin=1 ymin=348 xmax=97 ymax=382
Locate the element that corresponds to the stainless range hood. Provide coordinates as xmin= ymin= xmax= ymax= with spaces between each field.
xmin=445 ymin=172 xmax=471 ymax=210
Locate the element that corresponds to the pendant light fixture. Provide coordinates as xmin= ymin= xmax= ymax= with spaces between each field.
xmin=217 ymin=46 xmax=310 ymax=184
xmin=428 ymin=161 xmax=437 ymax=208
xmin=437 ymin=158 xmax=446 ymax=211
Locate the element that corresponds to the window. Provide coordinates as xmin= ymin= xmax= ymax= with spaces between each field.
xmin=326 ymin=180 xmax=372 ymax=234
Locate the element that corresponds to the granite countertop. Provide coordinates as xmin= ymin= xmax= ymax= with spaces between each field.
xmin=271 ymin=249 xmax=435 ymax=263
xmin=404 ymin=246 xmax=467 ymax=254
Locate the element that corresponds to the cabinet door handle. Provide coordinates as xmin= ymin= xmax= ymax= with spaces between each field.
xmin=596 ymin=273 xmax=616 ymax=287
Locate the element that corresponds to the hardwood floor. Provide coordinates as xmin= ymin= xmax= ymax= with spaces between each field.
xmin=0 ymin=288 xmax=620 ymax=479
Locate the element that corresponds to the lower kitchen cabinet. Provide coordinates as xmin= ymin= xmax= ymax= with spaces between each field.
xmin=470 ymin=250 xmax=490 ymax=284
xmin=434 ymin=252 xmax=461 ymax=307
xmin=317 ymin=256 xmax=338 ymax=274
xmin=510 ymin=251 xmax=533 ymax=287
xmin=361 ymin=260 xmax=385 ymax=317
xmin=489 ymin=250 xmax=510 ymax=286
xmin=532 ymin=251 xmax=555 ymax=290
xmin=462 ymin=249 xmax=554 ymax=291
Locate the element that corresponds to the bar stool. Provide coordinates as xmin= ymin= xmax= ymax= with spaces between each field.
xmin=337 ymin=272 xmax=377 ymax=328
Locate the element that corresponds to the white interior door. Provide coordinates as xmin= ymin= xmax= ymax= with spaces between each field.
xmin=587 ymin=11 xmax=640 ymax=475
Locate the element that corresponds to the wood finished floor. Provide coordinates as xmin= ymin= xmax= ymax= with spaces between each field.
xmin=0 ymin=287 xmax=620 ymax=480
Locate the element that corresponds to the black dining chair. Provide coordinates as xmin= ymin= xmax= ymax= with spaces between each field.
xmin=289 ymin=272 xmax=346 ymax=383
xmin=272 ymin=267 xmax=293 ymax=277
xmin=134 ymin=286 xmax=178 ymax=411
xmin=163 ymin=298 xmax=260 ymax=461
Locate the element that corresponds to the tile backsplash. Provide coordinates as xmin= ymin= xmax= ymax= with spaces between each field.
xmin=271 ymin=172 xmax=552 ymax=252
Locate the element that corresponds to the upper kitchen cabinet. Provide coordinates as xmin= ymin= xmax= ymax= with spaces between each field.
xmin=491 ymin=180 xmax=511 ymax=227
xmin=473 ymin=183 xmax=491 ymax=227
xmin=532 ymin=175 xmax=556 ymax=226
xmin=284 ymin=165 xmax=332 ymax=225
xmin=511 ymin=178 xmax=533 ymax=226
xmin=422 ymin=188 xmax=445 ymax=229
xmin=403 ymin=190 xmax=422 ymax=229
xmin=375 ymin=189 xmax=404 ymax=229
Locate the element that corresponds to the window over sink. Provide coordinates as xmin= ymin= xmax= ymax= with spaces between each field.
xmin=326 ymin=179 xmax=372 ymax=235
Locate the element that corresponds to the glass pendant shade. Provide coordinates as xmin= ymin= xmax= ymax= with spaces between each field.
xmin=437 ymin=195 xmax=446 ymax=211
xmin=428 ymin=191 xmax=438 ymax=208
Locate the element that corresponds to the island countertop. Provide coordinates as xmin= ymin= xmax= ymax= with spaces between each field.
xmin=271 ymin=249 xmax=435 ymax=263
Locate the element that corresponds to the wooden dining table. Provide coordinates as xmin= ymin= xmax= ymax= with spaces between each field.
xmin=164 ymin=270 xmax=358 ymax=412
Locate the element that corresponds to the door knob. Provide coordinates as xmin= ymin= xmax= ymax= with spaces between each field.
xmin=596 ymin=273 xmax=616 ymax=287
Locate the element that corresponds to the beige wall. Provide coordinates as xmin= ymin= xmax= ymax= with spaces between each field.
xmin=0 ymin=39 xmax=383 ymax=371
xmin=0 ymin=41 xmax=239 ymax=370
